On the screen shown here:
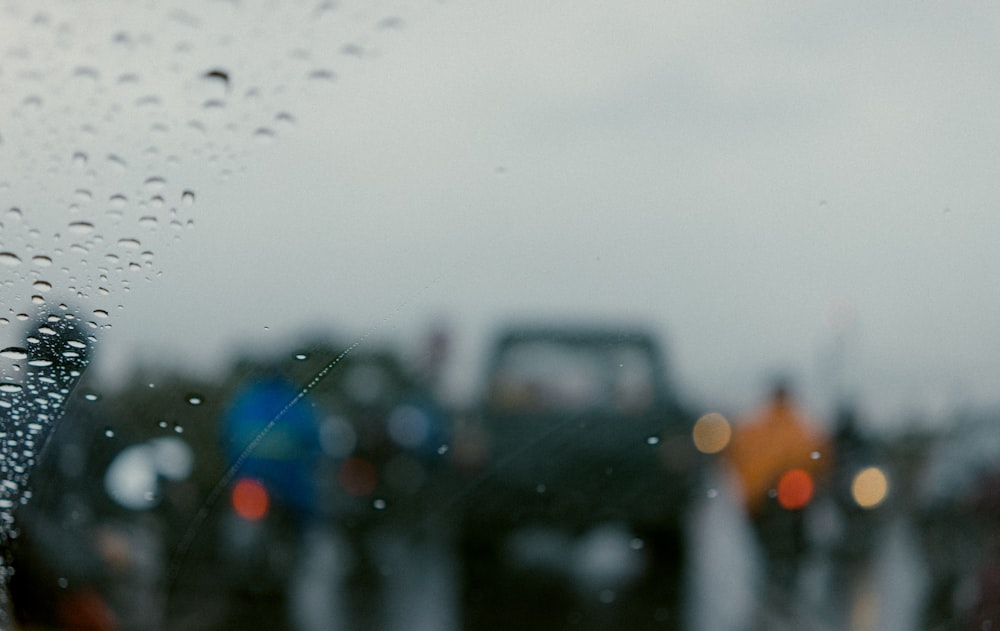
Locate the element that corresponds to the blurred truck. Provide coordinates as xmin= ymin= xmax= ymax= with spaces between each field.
xmin=457 ymin=323 xmax=702 ymax=630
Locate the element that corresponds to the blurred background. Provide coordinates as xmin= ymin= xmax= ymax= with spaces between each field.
xmin=1 ymin=0 xmax=999 ymax=629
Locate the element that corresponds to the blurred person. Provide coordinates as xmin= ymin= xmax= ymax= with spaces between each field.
xmin=826 ymin=404 xmax=890 ymax=624
xmin=220 ymin=371 xmax=324 ymax=520
xmin=217 ymin=369 xmax=326 ymax=630
xmin=723 ymin=379 xmax=833 ymax=605
xmin=391 ymin=322 xmax=453 ymax=475
xmin=333 ymin=329 xmax=456 ymax=631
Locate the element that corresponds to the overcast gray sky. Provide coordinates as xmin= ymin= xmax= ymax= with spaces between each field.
xmin=2 ymin=0 xmax=1000 ymax=428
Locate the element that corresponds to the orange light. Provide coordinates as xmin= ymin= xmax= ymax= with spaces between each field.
xmin=852 ymin=466 xmax=889 ymax=509
xmin=339 ymin=457 xmax=378 ymax=497
xmin=692 ymin=412 xmax=731 ymax=454
xmin=776 ymin=468 xmax=814 ymax=510
xmin=232 ymin=478 xmax=269 ymax=521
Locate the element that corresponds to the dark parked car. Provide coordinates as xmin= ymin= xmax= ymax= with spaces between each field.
xmin=458 ymin=323 xmax=702 ymax=630
xmin=915 ymin=412 xmax=1000 ymax=628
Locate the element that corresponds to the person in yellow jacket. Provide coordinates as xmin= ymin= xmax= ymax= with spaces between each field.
xmin=724 ymin=379 xmax=833 ymax=594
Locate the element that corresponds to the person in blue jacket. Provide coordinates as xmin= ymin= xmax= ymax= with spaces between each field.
xmin=220 ymin=370 xmax=324 ymax=522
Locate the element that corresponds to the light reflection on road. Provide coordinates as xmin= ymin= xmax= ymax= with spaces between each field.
xmin=282 ymin=465 xmax=927 ymax=630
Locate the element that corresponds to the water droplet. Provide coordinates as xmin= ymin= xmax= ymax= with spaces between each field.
xmin=31 ymin=255 xmax=52 ymax=267
xmin=186 ymin=394 xmax=203 ymax=406
xmin=84 ymin=393 xmax=99 ymax=402
xmin=104 ymin=427 xmax=115 ymax=438
xmin=377 ymin=16 xmax=405 ymax=30
xmin=810 ymin=451 xmax=821 ymax=460
xmin=107 ymin=154 xmax=128 ymax=170
xmin=0 ymin=383 xmax=23 ymax=393
xmin=27 ymin=359 xmax=52 ymax=367
xmin=173 ymin=423 xmax=184 ymax=434
xmin=181 ymin=190 xmax=195 ymax=206
xmin=0 ymin=252 xmax=22 ymax=266
xmin=37 ymin=326 xmax=56 ymax=336
xmin=73 ymin=66 xmax=100 ymax=82
xmin=373 ymin=498 xmax=386 ymax=510
xmin=307 ymin=69 xmax=337 ymax=82
xmin=253 ymin=127 xmax=275 ymax=144
xmin=437 ymin=444 xmax=449 ymax=455
xmin=157 ymin=420 xmax=168 ymax=429
xmin=118 ymin=238 xmax=140 ymax=250
xmin=73 ymin=189 xmax=93 ymax=203
xmin=138 ymin=216 xmax=158 ymax=229
xmin=93 ymin=309 xmax=109 ymax=319
xmin=6 ymin=207 xmax=22 ymax=221
xmin=68 ymin=221 xmax=95 ymax=235
xmin=72 ymin=151 xmax=88 ymax=167
xmin=707 ymin=488 xmax=719 ymax=499
xmin=32 ymin=281 xmax=52 ymax=292
xmin=294 ymin=353 xmax=308 ymax=361
xmin=136 ymin=95 xmax=162 ymax=108
xmin=646 ymin=436 xmax=660 ymax=445
xmin=143 ymin=177 xmax=166 ymax=192
xmin=30 ymin=295 xmax=44 ymax=305
xmin=0 ymin=348 xmax=28 ymax=360
xmin=201 ymin=68 xmax=230 ymax=92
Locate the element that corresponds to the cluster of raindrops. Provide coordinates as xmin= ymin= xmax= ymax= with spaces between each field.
xmin=0 ymin=313 xmax=95 ymax=549
xmin=0 ymin=0 xmax=415 ymax=338
xmin=0 ymin=2 xmax=421 ymax=612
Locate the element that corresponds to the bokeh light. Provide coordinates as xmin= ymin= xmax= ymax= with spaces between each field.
xmin=231 ymin=478 xmax=269 ymax=521
xmin=851 ymin=466 xmax=889 ymax=509
xmin=692 ymin=412 xmax=731 ymax=454
xmin=776 ymin=468 xmax=814 ymax=510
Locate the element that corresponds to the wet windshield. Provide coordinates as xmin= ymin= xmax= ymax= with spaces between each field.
xmin=2 ymin=1 xmax=999 ymax=629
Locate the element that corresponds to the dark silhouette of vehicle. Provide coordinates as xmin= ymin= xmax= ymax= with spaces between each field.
xmin=915 ymin=411 xmax=1000 ymax=628
xmin=458 ymin=323 xmax=701 ymax=630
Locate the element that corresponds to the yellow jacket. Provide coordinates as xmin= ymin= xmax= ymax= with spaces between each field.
xmin=725 ymin=399 xmax=832 ymax=515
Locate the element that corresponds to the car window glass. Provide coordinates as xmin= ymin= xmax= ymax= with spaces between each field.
xmin=2 ymin=2 xmax=999 ymax=630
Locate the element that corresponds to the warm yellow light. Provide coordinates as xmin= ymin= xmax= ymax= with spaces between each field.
xmin=692 ymin=412 xmax=731 ymax=454
xmin=851 ymin=466 xmax=889 ymax=509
